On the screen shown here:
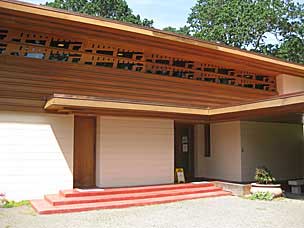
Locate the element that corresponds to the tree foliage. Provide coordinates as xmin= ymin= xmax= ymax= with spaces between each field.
xmin=45 ymin=0 xmax=303 ymax=64
xmin=45 ymin=0 xmax=153 ymax=27
xmin=163 ymin=26 xmax=190 ymax=36
xmin=188 ymin=0 xmax=304 ymax=63
xmin=275 ymin=5 xmax=304 ymax=64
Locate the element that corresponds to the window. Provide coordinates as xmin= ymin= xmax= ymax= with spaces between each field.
xmin=204 ymin=124 xmax=211 ymax=157
xmin=24 ymin=53 xmax=45 ymax=59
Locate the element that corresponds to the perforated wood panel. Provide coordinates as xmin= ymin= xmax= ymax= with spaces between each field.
xmin=0 ymin=27 xmax=276 ymax=92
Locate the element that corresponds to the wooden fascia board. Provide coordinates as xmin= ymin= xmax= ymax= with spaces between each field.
xmin=44 ymin=98 xmax=210 ymax=115
xmin=1 ymin=0 xmax=304 ymax=75
xmin=209 ymin=94 xmax=304 ymax=115
xmin=44 ymin=94 xmax=304 ymax=116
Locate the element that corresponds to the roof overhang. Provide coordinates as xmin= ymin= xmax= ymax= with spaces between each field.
xmin=45 ymin=95 xmax=209 ymax=116
xmin=45 ymin=93 xmax=304 ymax=122
xmin=1 ymin=0 xmax=304 ymax=77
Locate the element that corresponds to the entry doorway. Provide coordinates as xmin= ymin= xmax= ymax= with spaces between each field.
xmin=174 ymin=123 xmax=195 ymax=182
xmin=73 ymin=116 xmax=96 ymax=188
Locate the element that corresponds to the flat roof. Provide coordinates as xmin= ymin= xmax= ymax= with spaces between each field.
xmin=45 ymin=92 xmax=304 ymax=118
xmin=1 ymin=0 xmax=304 ymax=77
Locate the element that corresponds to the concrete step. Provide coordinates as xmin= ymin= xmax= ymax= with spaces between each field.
xmin=45 ymin=186 xmax=223 ymax=206
xmin=31 ymin=190 xmax=232 ymax=215
xmin=60 ymin=182 xmax=214 ymax=198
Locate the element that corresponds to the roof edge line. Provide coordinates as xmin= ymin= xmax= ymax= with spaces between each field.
xmin=1 ymin=0 xmax=304 ymax=73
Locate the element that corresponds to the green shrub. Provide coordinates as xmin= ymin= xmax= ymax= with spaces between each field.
xmin=2 ymin=200 xmax=30 ymax=208
xmin=254 ymin=167 xmax=275 ymax=184
xmin=249 ymin=192 xmax=274 ymax=201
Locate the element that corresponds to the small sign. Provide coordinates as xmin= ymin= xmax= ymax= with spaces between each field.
xmin=175 ymin=168 xmax=185 ymax=183
xmin=182 ymin=144 xmax=188 ymax=153
xmin=182 ymin=136 xmax=188 ymax=143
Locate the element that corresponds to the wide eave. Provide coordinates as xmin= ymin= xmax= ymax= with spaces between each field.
xmin=45 ymin=93 xmax=304 ymax=122
xmin=1 ymin=0 xmax=304 ymax=77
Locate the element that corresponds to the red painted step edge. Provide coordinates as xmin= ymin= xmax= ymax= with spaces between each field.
xmin=60 ymin=182 xmax=214 ymax=197
xmin=46 ymin=186 xmax=223 ymax=206
xmin=31 ymin=191 xmax=232 ymax=215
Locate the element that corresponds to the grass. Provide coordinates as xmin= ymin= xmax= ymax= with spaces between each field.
xmin=2 ymin=200 xmax=30 ymax=208
xmin=241 ymin=193 xmax=285 ymax=201
xmin=248 ymin=192 xmax=274 ymax=201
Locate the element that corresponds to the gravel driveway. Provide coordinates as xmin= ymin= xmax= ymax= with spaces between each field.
xmin=1 ymin=196 xmax=304 ymax=228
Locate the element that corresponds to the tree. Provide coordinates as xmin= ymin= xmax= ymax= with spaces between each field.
xmin=163 ymin=26 xmax=190 ymax=36
xmin=45 ymin=0 xmax=153 ymax=27
xmin=187 ymin=0 xmax=304 ymax=63
xmin=276 ymin=35 xmax=304 ymax=64
xmin=275 ymin=4 xmax=304 ymax=64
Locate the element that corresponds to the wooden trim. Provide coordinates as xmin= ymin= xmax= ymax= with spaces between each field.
xmin=209 ymin=93 xmax=304 ymax=115
xmin=210 ymin=103 xmax=304 ymax=122
xmin=44 ymin=93 xmax=304 ymax=116
xmin=45 ymin=97 xmax=210 ymax=115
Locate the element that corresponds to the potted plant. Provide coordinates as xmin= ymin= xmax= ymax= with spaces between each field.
xmin=250 ymin=167 xmax=282 ymax=197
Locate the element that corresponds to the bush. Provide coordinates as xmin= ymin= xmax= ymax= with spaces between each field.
xmin=2 ymin=200 xmax=30 ymax=208
xmin=254 ymin=167 xmax=275 ymax=184
xmin=249 ymin=192 xmax=274 ymax=201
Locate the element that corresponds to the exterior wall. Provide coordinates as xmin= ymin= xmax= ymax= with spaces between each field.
xmin=0 ymin=111 xmax=74 ymax=200
xmin=277 ymin=74 xmax=304 ymax=95
xmin=194 ymin=124 xmax=205 ymax=178
xmin=194 ymin=122 xmax=242 ymax=182
xmin=302 ymin=126 xmax=304 ymax=177
xmin=241 ymin=121 xmax=303 ymax=182
xmin=96 ymin=117 xmax=174 ymax=187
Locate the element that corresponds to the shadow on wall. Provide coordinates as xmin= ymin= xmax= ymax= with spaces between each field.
xmin=50 ymin=124 xmax=73 ymax=173
xmin=241 ymin=121 xmax=304 ymax=183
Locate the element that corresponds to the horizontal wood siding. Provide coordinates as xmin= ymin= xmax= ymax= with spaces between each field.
xmin=96 ymin=117 xmax=174 ymax=187
xmin=0 ymin=111 xmax=74 ymax=200
xmin=0 ymin=56 xmax=274 ymax=113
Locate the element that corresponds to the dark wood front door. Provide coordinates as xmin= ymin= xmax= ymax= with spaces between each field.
xmin=174 ymin=123 xmax=194 ymax=182
xmin=74 ymin=116 xmax=96 ymax=188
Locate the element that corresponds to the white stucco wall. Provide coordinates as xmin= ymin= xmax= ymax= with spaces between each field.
xmin=96 ymin=117 xmax=174 ymax=188
xmin=276 ymin=74 xmax=304 ymax=95
xmin=241 ymin=121 xmax=303 ymax=182
xmin=194 ymin=122 xmax=242 ymax=182
xmin=0 ymin=112 xmax=74 ymax=200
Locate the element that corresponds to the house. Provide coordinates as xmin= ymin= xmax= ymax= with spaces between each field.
xmin=0 ymin=0 xmax=303 ymax=201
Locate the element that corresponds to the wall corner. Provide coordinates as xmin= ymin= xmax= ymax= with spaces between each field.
xmin=276 ymin=74 xmax=304 ymax=95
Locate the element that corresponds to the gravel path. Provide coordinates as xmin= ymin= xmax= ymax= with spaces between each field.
xmin=1 ymin=196 xmax=304 ymax=228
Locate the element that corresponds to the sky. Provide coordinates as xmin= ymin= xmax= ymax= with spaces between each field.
xmin=25 ymin=0 xmax=303 ymax=29
xmin=23 ymin=0 xmax=197 ymax=28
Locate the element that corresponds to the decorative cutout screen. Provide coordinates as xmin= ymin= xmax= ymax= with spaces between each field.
xmin=0 ymin=28 xmax=276 ymax=92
